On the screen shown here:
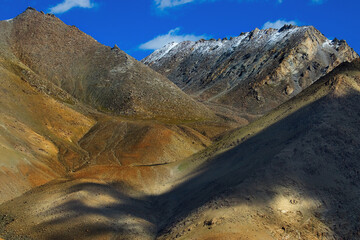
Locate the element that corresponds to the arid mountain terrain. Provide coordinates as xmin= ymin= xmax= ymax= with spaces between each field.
xmin=10 ymin=8 xmax=216 ymax=121
xmin=0 ymin=7 xmax=233 ymax=205
xmin=1 ymin=7 xmax=360 ymax=240
xmin=143 ymin=25 xmax=358 ymax=115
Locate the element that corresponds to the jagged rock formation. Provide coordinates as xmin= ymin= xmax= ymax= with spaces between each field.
xmin=143 ymin=25 xmax=358 ymax=114
xmin=6 ymin=7 xmax=214 ymax=121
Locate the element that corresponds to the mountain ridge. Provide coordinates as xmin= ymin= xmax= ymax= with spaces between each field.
xmin=143 ymin=24 xmax=358 ymax=115
xmin=4 ymin=7 xmax=215 ymax=121
xmin=0 ymin=7 xmax=235 ymax=205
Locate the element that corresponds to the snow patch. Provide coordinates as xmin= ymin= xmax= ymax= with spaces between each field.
xmin=322 ymin=39 xmax=332 ymax=48
xmin=143 ymin=42 xmax=179 ymax=64
xmin=144 ymin=26 xmax=311 ymax=65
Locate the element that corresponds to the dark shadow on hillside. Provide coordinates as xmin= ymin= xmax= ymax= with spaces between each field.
xmin=153 ymin=90 xmax=360 ymax=238
xmin=36 ymin=91 xmax=360 ymax=239
xmin=32 ymin=181 xmax=158 ymax=239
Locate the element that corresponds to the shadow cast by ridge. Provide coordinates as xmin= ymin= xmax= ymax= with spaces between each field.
xmin=18 ymin=90 xmax=360 ymax=239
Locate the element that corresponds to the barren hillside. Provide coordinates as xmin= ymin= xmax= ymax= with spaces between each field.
xmin=8 ymin=8 xmax=215 ymax=121
xmin=1 ymin=56 xmax=359 ymax=239
xmin=0 ymin=8 xmax=231 ymax=206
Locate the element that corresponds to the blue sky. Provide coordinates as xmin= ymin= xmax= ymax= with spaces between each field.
xmin=1 ymin=0 xmax=359 ymax=60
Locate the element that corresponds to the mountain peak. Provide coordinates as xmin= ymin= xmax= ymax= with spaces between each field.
xmin=21 ymin=6 xmax=41 ymax=16
xmin=3 ymin=9 xmax=215 ymax=121
xmin=25 ymin=6 xmax=37 ymax=12
xmin=143 ymin=25 xmax=312 ymax=65
xmin=142 ymin=25 xmax=358 ymax=115
xmin=278 ymin=24 xmax=297 ymax=32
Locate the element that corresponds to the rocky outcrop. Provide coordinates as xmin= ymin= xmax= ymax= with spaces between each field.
xmin=143 ymin=25 xmax=359 ymax=115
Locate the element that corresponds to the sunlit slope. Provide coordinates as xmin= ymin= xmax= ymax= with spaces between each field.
xmin=0 ymin=58 xmax=95 ymax=204
xmin=1 ymin=7 xmax=359 ymax=240
xmin=0 ymin=7 xmax=232 ymax=204
xmin=8 ymin=8 xmax=215 ymax=121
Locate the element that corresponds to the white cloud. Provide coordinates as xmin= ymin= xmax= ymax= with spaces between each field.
xmin=277 ymin=0 xmax=326 ymax=4
xmin=50 ymin=0 xmax=94 ymax=14
xmin=155 ymin=0 xmax=195 ymax=9
xmin=154 ymin=0 xmax=325 ymax=9
xmin=139 ymin=28 xmax=206 ymax=50
xmin=262 ymin=19 xmax=298 ymax=29
xmin=311 ymin=0 xmax=325 ymax=4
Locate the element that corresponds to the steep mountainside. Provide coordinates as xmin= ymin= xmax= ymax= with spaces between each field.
xmin=6 ymin=8 xmax=214 ymax=121
xmin=143 ymin=25 xmax=358 ymax=115
xmin=0 ymin=55 xmax=95 ymax=204
xmin=0 ymin=8 xmax=234 ymax=206
xmin=2 ymin=56 xmax=360 ymax=239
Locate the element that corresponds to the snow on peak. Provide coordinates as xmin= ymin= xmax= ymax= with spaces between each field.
xmin=143 ymin=42 xmax=178 ymax=64
xmin=143 ymin=26 xmax=312 ymax=64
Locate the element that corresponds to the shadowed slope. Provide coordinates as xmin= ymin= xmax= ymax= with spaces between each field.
xmin=1 ymin=60 xmax=360 ymax=239
xmin=155 ymin=59 xmax=360 ymax=239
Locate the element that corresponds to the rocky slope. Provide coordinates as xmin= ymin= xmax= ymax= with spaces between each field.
xmin=0 ymin=8 xmax=233 ymax=206
xmin=143 ymin=25 xmax=358 ymax=115
xmin=7 ymin=7 xmax=214 ymax=121
xmin=2 ymin=57 xmax=360 ymax=239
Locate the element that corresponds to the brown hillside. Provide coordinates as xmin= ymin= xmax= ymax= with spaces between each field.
xmin=1 ymin=56 xmax=359 ymax=239
xmin=7 ymin=8 xmax=215 ymax=121
xmin=0 ymin=8 xmax=239 ymax=207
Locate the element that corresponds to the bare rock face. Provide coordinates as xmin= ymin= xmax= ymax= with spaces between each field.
xmin=143 ymin=25 xmax=359 ymax=115
xmin=5 ymin=8 xmax=214 ymax=121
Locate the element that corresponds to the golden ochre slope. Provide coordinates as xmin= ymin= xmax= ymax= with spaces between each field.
xmin=1 ymin=6 xmax=359 ymax=240
xmin=0 ymin=57 xmax=95 ymax=203
xmin=1 ymin=59 xmax=359 ymax=240
xmin=0 ymin=7 xmax=238 ymax=204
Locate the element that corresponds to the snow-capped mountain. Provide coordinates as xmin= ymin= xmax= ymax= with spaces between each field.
xmin=143 ymin=25 xmax=358 ymax=115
